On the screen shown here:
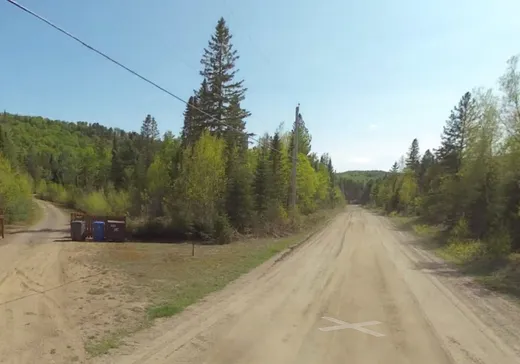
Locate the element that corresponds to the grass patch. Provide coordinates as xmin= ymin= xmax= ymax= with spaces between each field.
xmin=85 ymin=333 xmax=122 ymax=357
xmin=84 ymin=319 xmax=152 ymax=358
xmin=437 ymin=240 xmax=520 ymax=298
xmin=388 ymin=214 xmax=443 ymax=241
xmin=145 ymin=232 xmax=308 ymax=320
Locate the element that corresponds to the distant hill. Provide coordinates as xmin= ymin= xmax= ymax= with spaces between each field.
xmin=336 ymin=170 xmax=386 ymax=183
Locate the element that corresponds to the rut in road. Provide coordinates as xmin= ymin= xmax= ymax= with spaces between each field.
xmin=94 ymin=207 xmax=520 ymax=364
xmin=0 ymin=201 xmax=86 ymax=364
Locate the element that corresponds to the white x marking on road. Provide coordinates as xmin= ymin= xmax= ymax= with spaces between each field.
xmin=319 ymin=316 xmax=385 ymax=337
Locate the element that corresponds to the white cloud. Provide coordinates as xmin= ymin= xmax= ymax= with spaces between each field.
xmin=348 ymin=157 xmax=371 ymax=165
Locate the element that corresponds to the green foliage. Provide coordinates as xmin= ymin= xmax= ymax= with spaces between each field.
xmin=0 ymin=153 xmax=33 ymax=223
xmin=367 ymin=53 xmax=520 ymax=259
xmin=336 ymin=170 xmax=385 ymax=203
xmin=170 ymin=131 xmax=227 ymax=238
xmin=438 ymin=240 xmax=485 ymax=265
xmin=449 ymin=217 xmax=471 ymax=242
xmin=1 ymin=17 xmax=344 ymax=242
xmin=336 ymin=170 xmax=385 ymax=182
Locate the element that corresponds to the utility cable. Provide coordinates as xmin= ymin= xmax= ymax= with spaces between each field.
xmin=5 ymin=0 xmax=301 ymax=158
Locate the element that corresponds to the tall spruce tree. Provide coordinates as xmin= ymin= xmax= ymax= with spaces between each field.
xmin=405 ymin=138 xmax=420 ymax=173
xmin=253 ymin=135 xmax=272 ymax=214
xmin=289 ymin=114 xmax=312 ymax=157
xmin=224 ymin=96 xmax=253 ymax=230
xmin=436 ymin=92 xmax=477 ymax=174
xmin=181 ymin=96 xmax=199 ymax=147
xmin=269 ymin=132 xmax=288 ymax=206
xmin=140 ymin=114 xmax=160 ymax=170
xmin=199 ymin=17 xmax=250 ymax=137
xmin=418 ymin=149 xmax=435 ymax=192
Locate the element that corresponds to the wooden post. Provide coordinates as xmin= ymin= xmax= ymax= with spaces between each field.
xmin=0 ymin=209 xmax=4 ymax=239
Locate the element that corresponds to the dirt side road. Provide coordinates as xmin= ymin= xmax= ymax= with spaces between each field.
xmin=0 ymin=200 xmax=86 ymax=364
xmin=95 ymin=207 xmax=520 ymax=364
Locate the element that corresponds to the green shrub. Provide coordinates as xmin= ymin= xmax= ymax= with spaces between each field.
xmin=213 ymin=215 xmax=233 ymax=244
xmin=439 ymin=239 xmax=485 ymax=265
xmin=485 ymin=227 xmax=512 ymax=258
xmin=77 ymin=191 xmax=110 ymax=216
xmin=0 ymin=154 xmax=32 ymax=223
xmin=450 ymin=217 xmax=470 ymax=241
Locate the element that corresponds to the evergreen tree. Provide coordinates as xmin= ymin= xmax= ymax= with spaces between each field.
xmin=199 ymin=17 xmax=250 ymax=135
xmin=181 ymin=96 xmax=199 ymax=146
xmin=269 ymin=132 xmax=288 ymax=206
xmin=140 ymin=114 xmax=160 ymax=170
xmin=0 ymin=17 xmax=351 ymax=241
xmin=436 ymin=91 xmax=477 ymax=174
xmin=289 ymin=114 xmax=312 ymax=157
xmin=140 ymin=114 xmax=160 ymax=141
xmin=253 ymin=135 xmax=272 ymax=214
xmin=224 ymin=95 xmax=249 ymax=152
xmin=405 ymin=138 xmax=420 ymax=172
xmin=225 ymin=145 xmax=253 ymax=231
xmin=418 ymin=149 xmax=435 ymax=192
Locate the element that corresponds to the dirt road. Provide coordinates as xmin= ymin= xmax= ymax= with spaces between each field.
xmin=96 ymin=207 xmax=520 ymax=364
xmin=0 ymin=200 xmax=86 ymax=364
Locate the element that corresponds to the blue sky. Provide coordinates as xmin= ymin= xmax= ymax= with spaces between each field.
xmin=1 ymin=0 xmax=519 ymax=172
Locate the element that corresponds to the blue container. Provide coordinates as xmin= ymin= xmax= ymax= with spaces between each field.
xmin=92 ymin=221 xmax=105 ymax=242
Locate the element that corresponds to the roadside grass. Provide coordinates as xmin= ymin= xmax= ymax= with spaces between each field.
xmin=84 ymin=334 xmax=121 ymax=357
xmin=84 ymin=208 xmax=340 ymax=357
xmin=473 ymin=254 xmax=520 ymax=297
xmin=388 ymin=213 xmax=520 ymax=301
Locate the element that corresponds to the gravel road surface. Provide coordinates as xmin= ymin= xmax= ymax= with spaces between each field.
xmin=95 ymin=207 xmax=520 ymax=364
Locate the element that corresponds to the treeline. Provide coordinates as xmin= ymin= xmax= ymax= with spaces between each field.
xmin=0 ymin=17 xmax=344 ymax=241
xmin=336 ymin=170 xmax=385 ymax=204
xmin=367 ymin=54 xmax=520 ymax=256
xmin=0 ymin=153 xmax=33 ymax=224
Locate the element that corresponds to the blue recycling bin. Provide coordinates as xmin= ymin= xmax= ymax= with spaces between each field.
xmin=92 ymin=221 xmax=105 ymax=242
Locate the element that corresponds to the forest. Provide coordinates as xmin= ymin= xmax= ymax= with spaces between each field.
xmin=364 ymin=54 xmax=520 ymax=258
xmin=336 ymin=170 xmax=385 ymax=204
xmin=0 ymin=17 xmax=345 ymax=242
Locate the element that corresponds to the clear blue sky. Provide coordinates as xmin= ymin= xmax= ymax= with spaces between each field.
xmin=1 ymin=0 xmax=519 ymax=172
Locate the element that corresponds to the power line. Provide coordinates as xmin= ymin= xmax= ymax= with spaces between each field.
xmin=5 ymin=0 xmax=301 ymax=158
xmin=5 ymin=0 xmax=215 ymax=120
